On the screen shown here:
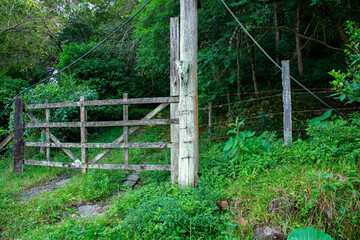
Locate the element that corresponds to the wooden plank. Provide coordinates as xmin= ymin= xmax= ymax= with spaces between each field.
xmin=45 ymin=99 xmax=51 ymax=168
xmin=25 ymin=122 xmax=80 ymax=128
xmin=25 ymin=142 xmax=172 ymax=149
xmin=85 ymin=119 xmax=178 ymax=127
xmin=25 ymin=97 xmax=179 ymax=109
xmin=80 ymin=96 xmax=88 ymax=173
xmin=24 ymin=111 xmax=80 ymax=162
xmin=24 ymin=160 xmax=171 ymax=171
xmin=90 ymin=103 xmax=169 ymax=163
xmin=123 ymin=93 xmax=129 ymax=171
xmin=24 ymin=160 xmax=81 ymax=168
xmin=13 ymin=97 xmax=24 ymax=174
xmin=0 ymin=133 xmax=13 ymax=151
xmin=170 ymin=17 xmax=180 ymax=184
xmin=282 ymin=60 xmax=292 ymax=146
xmin=25 ymin=119 xmax=179 ymax=128
xmin=179 ymin=0 xmax=199 ymax=187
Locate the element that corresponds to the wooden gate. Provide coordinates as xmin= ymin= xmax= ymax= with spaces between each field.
xmin=13 ymin=94 xmax=179 ymax=179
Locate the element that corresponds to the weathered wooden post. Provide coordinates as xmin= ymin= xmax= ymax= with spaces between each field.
xmin=80 ymin=96 xmax=88 ymax=173
xmin=45 ymin=99 xmax=51 ymax=168
xmin=13 ymin=97 xmax=24 ymax=174
xmin=170 ymin=17 xmax=180 ymax=183
xmin=178 ymin=0 xmax=199 ymax=187
xmin=123 ymin=93 xmax=129 ymax=173
xmin=282 ymin=60 xmax=292 ymax=146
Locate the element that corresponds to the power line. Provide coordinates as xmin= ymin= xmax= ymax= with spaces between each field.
xmin=0 ymin=0 xmax=152 ymax=120
xmin=220 ymin=0 xmax=348 ymax=120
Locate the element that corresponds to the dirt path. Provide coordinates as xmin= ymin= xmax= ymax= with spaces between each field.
xmin=20 ymin=174 xmax=73 ymax=203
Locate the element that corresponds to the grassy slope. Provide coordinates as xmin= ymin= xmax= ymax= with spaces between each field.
xmin=0 ymin=119 xmax=359 ymax=239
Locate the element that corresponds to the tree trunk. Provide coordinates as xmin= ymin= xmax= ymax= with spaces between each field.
xmin=247 ymin=38 xmax=259 ymax=97
xmin=236 ymin=33 xmax=241 ymax=98
xmin=296 ymin=4 xmax=305 ymax=78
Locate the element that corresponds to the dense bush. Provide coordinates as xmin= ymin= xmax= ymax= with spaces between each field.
xmin=109 ymin=182 xmax=234 ymax=239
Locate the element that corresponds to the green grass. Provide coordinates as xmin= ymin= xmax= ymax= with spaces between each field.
xmin=1 ymin=115 xmax=360 ymax=239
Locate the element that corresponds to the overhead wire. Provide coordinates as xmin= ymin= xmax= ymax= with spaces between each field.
xmin=220 ymin=0 xmax=349 ymax=120
xmin=0 ymin=0 xmax=152 ymax=120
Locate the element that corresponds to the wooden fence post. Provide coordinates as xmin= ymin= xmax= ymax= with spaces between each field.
xmin=170 ymin=17 xmax=180 ymax=183
xmin=178 ymin=0 xmax=199 ymax=187
xmin=45 ymin=99 xmax=51 ymax=168
xmin=13 ymin=97 xmax=24 ymax=174
xmin=123 ymin=93 xmax=129 ymax=173
xmin=282 ymin=60 xmax=292 ymax=146
xmin=80 ymin=96 xmax=88 ymax=173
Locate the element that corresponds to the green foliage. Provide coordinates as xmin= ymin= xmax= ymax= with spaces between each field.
xmin=56 ymin=42 xmax=146 ymax=99
xmin=20 ymin=74 xmax=98 ymax=141
xmin=224 ymin=118 xmax=271 ymax=158
xmin=308 ymin=110 xmax=332 ymax=126
xmin=288 ymin=227 xmax=333 ymax=240
xmin=79 ymin=169 xmax=126 ymax=202
xmin=0 ymin=71 xmax=28 ymax=137
xmin=330 ymin=21 xmax=360 ymax=103
xmin=109 ymin=182 xmax=235 ymax=239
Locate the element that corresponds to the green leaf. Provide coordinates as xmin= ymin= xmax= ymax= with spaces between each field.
xmin=339 ymin=94 xmax=346 ymax=101
xmin=308 ymin=110 xmax=332 ymax=126
xmin=223 ymin=138 xmax=233 ymax=151
xmin=288 ymin=227 xmax=333 ymax=240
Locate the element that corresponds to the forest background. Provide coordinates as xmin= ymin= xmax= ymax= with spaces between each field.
xmin=1 ymin=0 xmax=360 ymax=137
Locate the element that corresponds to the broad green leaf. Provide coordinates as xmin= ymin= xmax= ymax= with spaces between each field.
xmin=288 ymin=227 xmax=333 ymax=240
xmin=308 ymin=110 xmax=332 ymax=126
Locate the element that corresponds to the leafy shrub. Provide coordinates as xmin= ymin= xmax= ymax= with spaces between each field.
xmin=329 ymin=21 xmax=360 ymax=103
xmin=109 ymin=182 xmax=235 ymax=239
xmin=79 ymin=169 xmax=126 ymax=202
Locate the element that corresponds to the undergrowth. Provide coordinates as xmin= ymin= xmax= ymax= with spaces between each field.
xmin=1 ymin=112 xmax=359 ymax=239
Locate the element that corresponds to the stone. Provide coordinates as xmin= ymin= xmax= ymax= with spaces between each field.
xmin=254 ymin=226 xmax=287 ymax=240
xmin=73 ymin=204 xmax=109 ymax=219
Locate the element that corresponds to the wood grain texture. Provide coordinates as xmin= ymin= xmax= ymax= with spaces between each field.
xmin=0 ymin=133 xmax=13 ymax=151
xmin=282 ymin=60 xmax=292 ymax=146
xmin=25 ymin=97 xmax=179 ymax=109
xmin=123 ymin=93 xmax=129 ymax=168
xmin=80 ymin=96 xmax=88 ymax=173
xmin=179 ymin=0 xmax=199 ymax=187
xmin=25 ymin=142 xmax=172 ymax=149
xmin=25 ymin=119 xmax=179 ymax=128
xmin=45 ymin=99 xmax=51 ymax=167
xmin=24 ymin=160 xmax=171 ymax=171
xmin=170 ymin=17 xmax=180 ymax=183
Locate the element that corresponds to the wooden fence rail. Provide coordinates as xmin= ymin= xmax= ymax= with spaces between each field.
xmin=25 ymin=97 xmax=179 ymax=109
xmin=14 ymin=94 xmax=179 ymax=178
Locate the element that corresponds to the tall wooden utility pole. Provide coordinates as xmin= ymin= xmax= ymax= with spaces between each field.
xmin=178 ymin=0 xmax=198 ymax=187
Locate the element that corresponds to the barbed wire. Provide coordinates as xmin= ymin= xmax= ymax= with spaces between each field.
xmin=199 ymin=107 xmax=359 ymax=128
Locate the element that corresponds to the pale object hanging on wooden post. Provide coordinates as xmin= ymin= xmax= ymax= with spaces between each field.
xmin=178 ymin=0 xmax=199 ymax=187
xmin=170 ymin=17 xmax=180 ymax=183
xmin=282 ymin=60 xmax=292 ymax=146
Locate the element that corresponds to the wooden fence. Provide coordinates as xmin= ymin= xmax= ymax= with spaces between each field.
xmin=13 ymin=94 xmax=179 ymax=179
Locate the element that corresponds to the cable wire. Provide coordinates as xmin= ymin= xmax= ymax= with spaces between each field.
xmin=0 ymin=0 xmax=152 ymax=120
xmin=220 ymin=0 xmax=348 ymax=119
